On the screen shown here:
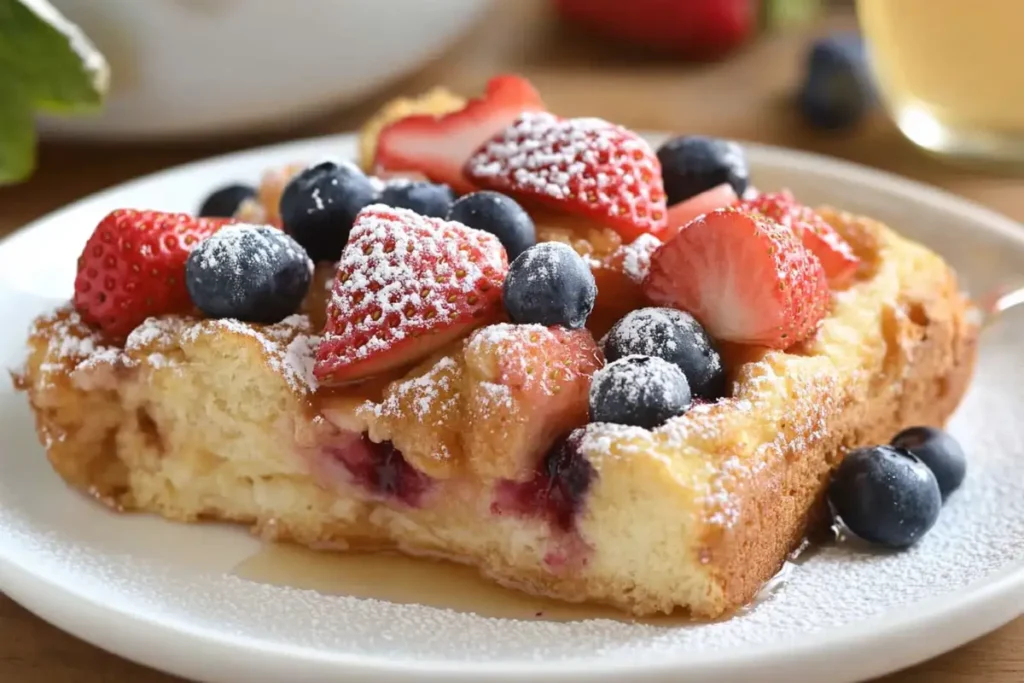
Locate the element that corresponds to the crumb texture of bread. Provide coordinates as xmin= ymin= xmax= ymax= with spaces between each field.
xmin=17 ymin=209 xmax=977 ymax=618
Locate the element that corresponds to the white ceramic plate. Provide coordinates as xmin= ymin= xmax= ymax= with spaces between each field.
xmin=0 ymin=134 xmax=1022 ymax=683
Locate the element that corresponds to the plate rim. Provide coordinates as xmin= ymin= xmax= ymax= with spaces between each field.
xmin=1 ymin=132 xmax=1022 ymax=682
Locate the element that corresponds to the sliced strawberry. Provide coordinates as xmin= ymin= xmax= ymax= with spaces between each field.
xmin=463 ymin=323 xmax=602 ymax=480
xmin=664 ymin=183 xmax=739 ymax=238
xmin=73 ymin=209 xmax=233 ymax=341
xmin=465 ymin=112 xmax=668 ymax=241
xmin=314 ymin=205 xmax=508 ymax=385
xmin=738 ymin=190 xmax=860 ymax=287
xmin=643 ymin=208 xmax=830 ymax=349
xmin=373 ymin=74 xmax=545 ymax=195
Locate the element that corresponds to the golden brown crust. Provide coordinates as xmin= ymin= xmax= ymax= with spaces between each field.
xmin=14 ymin=210 xmax=979 ymax=619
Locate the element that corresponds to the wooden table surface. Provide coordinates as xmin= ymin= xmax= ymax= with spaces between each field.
xmin=0 ymin=2 xmax=1020 ymax=681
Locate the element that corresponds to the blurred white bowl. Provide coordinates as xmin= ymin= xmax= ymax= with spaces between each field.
xmin=39 ymin=0 xmax=494 ymax=140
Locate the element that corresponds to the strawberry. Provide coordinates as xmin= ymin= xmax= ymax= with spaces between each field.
xmin=643 ymin=208 xmax=829 ymax=349
xmin=372 ymin=74 xmax=545 ymax=195
xmin=73 ymin=209 xmax=232 ymax=340
xmin=738 ymin=190 xmax=860 ymax=287
xmin=465 ymin=112 xmax=668 ymax=241
xmin=463 ymin=323 xmax=602 ymax=480
xmin=314 ymin=205 xmax=508 ymax=385
xmin=554 ymin=0 xmax=756 ymax=60
xmin=664 ymin=183 xmax=739 ymax=238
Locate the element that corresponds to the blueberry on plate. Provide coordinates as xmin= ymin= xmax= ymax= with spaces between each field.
xmin=278 ymin=160 xmax=379 ymax=262
xmin=198 ymin=183 xmax=256 ymax=218
xmin=655 ymin=135 xmax=749 ymax=205
xmin=602 ymin=307 xmax=726 ymax=400
xmin=447 ymin=191 xmax=537 ymax=260
xmin=891 ymin=426 xmax=966 ymax=501
xmin=503 ymin=242 xmax=597 ymax=329
xmin=798 ymin=32 xmax=875 ymax=131
xmin=589 ymin=355 xmax=692 ymax=429
xmin=828 ymin=446 xmax=942 ymax=549
xmin=380 ymin=180 xmax=455 ymax=218
xmin=186 ymin=224 xmax=313 ymax=324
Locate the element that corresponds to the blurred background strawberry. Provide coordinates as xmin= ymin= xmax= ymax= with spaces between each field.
xmin=553 ymin=0 xmax=824 ymax=59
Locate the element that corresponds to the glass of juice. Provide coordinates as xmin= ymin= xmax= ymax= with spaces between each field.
xmin=857 ymin=0 xmax=1024 ymax=164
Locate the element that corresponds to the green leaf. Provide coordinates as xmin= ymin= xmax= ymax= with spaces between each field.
xmin=0 ymin=0 xmax=109 ymax=113
xmin=0 ymin=0 xmax=108 ymax=183
xmin=0 ymin=78 xmax=35 ymax=185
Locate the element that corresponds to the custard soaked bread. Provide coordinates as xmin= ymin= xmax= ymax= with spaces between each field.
xmin=16 ymin=76 xmax=977 ymax=618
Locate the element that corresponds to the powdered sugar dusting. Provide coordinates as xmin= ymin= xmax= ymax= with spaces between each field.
xmin=319 ymin=205 xmax=506 ymax=367
xmin=465 ymin=111 xmax=667 ymax=233
xmin=619 ymin=233 xmax=662 ymax=284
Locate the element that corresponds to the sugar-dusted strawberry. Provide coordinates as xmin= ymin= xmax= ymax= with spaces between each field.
xmin=373 ymin=74 xmax=545 ymax=195
xmin=73 ymin=209 xmax=233 ymax=341
xmin=314 ymin=205 xmax=508 ymax=385
xmin=739 ymin=190 xmax=860 ymax=287
xmin=463 ymin=323 xmax=603 ymax=480
xmin=644 ymin=208 xmax=829 ymax=349
xmin=465 ymin=112 xmax=668 ymax=242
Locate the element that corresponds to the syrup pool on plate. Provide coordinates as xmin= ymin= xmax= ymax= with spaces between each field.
xmin=232 ymin=544 xmax=797 ymax=624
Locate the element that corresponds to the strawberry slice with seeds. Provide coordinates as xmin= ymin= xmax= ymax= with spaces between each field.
xmin=465 ymin=111 xmax=668 ymax=242
xmin=73 ymin=209 xmax=233 ymax=341
xmin=314 ymin=205 xmax=509 ymax=385
xmin=373 ymin=74 xmax=545 ymax=195
xmin=739 ymin=190 xmax=860 ymax=287
xmin=643 ymin=208 xmax=830 ymax=349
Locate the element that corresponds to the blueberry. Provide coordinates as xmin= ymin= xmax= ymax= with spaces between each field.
xmin=380 ymin=180 xmax=455 ymax=218
xmin=891 ymin=426 xmax=966 ymax=501
xmin=447 ymin=191 xmax=536 ymax=260
xmin=655 ymin=135 xmax=749 ymax=205
xmin=798 ymin=33 xmax=875 ymax=131
xmin=589 ymin=355 xmax=692 ymax=429
xmin=185 ymin=225 xmax=313 ymax=324
xmin=278 ymin=161 xmax=379 ymax=262
xmin=503 ymin=242 xmax=597 ymax=329
xmin=602 ymin=307 xmax=726 ymax=400
xmin=198 ymin=183 xmax=256 ymax=218
xmin=828 ymin=446 xmax=942 ymax=549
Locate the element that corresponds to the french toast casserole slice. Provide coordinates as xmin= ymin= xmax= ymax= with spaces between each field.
xmin=15 ymin=207 xmax=977 ymax=618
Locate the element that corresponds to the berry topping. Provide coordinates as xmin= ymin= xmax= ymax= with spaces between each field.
xmin=503 ymin=242 xmax=597 ymax=329
xmin=198 ymin=183 xmax=257 ymax=218
xmin=799 ymin=33 xmax=875 ymax=131
xmin=890 ymin=426 xmax=967 ymax=501
xmin=314 ymin=205 xmax=508 ymax=385
xmin=373 ymin=74 xmax=545 ymax=195
xmin=589 ymin=355 xmax=691 ymax=429
xmin=602 ymin=307 xmax=726 ymax=400
xmin=664 ymin=183 xmax=738 ymax=235
xmin=644 ymin=208 xmax=830 ymax=349
xmin=73 ymin=209 xmax=232 ymax=341
xmin=739 ymin=190 xmax=860 ymax=287
xmin=278 ymin=160 xmax=379 ymax=263
xmin=465 ymin=111 xmax=668 ymax=241
xmin=379 ymin=180 xmax=455 ymax=219
xmin=828 ymin=446 xmax=942 ymax=549
xmin=184 ymin=224 xmax=313 ymax=324
xmin=492 ymin=428 xmax=595 ymax=532
xmin=447 ymin=190 xmax=537 ymax=260
xmin=656 ymin=135 xmax=749 ymax=205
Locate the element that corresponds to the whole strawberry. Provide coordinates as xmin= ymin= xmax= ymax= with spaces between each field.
xmin=73 ymin=209 xmax=233 ymax=340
